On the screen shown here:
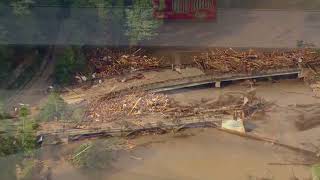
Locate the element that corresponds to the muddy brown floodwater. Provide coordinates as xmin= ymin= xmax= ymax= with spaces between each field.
xmin=167 ymin=79 xmax=320 ymax=149
xmin=49 ymin=79 xmax=320 ymax=180
xmin=2 ymin=79 xmax=318 ymax=180
xmin=49 ymin=129 xmax=312 ymax=180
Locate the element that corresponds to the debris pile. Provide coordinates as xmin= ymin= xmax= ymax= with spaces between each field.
xmin=87 ymin=48 xmax=164 ymax=78
xmin=87 ymin=92 xmax=171 ymax=122
xmin=86 ymin=91 xmax=270 ymax=123
xmin=193 ymin=49 xmax=316 ymax=74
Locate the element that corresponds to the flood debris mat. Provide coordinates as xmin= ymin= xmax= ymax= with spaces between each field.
xmin=193 ymin=48 xmax=318 ymax=74
xmin=85 ymin=90 xmax=271 ymax=127
xmin=87 ymin=48 xmax=166 ymax=78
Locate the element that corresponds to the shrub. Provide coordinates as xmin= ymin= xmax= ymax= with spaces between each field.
xmin=37 ymin=92 xmax=69 ymax=121
xmin=54 ymin=47 xmax=86 ymax=85
xmin=0 ymin=106 xmax=38 ymax=157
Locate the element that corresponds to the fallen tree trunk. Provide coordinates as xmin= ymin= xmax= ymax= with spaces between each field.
xmin=41 ymin=120 xmax=319 ymax=161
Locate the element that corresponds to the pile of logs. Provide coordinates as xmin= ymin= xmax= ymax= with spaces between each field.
xmin=86 ymin=48 xmax=319 ymax=78
xmin=86 ymin=91 xmax=270 ymax=123
xmin=86 ymin=92 xmax=171 ymax=122
xmin=86 ymin=48 xmax=164 ymax=78
xmin=193 ymin=49 xmax=317 ymax=74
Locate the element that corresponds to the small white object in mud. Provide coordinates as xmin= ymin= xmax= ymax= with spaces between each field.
xmin=243 ymin=97 xmax=249 ymax=106
xmin=121 ymin=78 xmax=127 ymax=83
xmin=81 ymin=76 xmax=87 ymax=82
xmin=222 ymin=119 xmax=246 ymax=133
xmin=130 ymin=67 xmax=137 ymax=72
xmin=92 ymin=73 xmax=96 ymax=79
xmin=175 ymin=67 xmax=182 ymax=73
xmin=75 ymin=75 xmax=82 ymax=83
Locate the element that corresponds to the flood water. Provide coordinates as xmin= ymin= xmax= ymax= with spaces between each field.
xmin=46 ymin=129 xmax=311 ymax=180
xmin=0 ymin=80 xmax=317 ymax=180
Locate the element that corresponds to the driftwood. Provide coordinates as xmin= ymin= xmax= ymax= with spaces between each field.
xmin=126 ymin=127 xmax=167 ymax=138
xmin=68 ymin=131 xmax=112 ymax=142
xmin=45 ymin=120 xmax=319 ymax=161
xmin=193 ymin=49 xmax=317 ymax=75
xmin=175 ymin=122 xmax=217 ymax=132
xmin=45 ymin=120 xmax=220 ymax=143
xmin=87 ymin=48 xmax=166 ymax=78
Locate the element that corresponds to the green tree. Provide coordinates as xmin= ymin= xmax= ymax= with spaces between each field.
xmin=17 ymin=106 xmax=37 ymax=154
xmin=54 ymin=47 xmax=86 ymax=84
xmin=38 ymin=92 xmax=69 ymax=121
xmin=125 ymin=0 xmax=162 ymax=45
xmin=0 ymin=0 xmax=163 ymax=86
xmin=0 ymin=105 xmax=40 ymax=180
xmin=1 ymin=0 xmax=162 ymax=45
xmin=11 ymin=0 xmax=35 ymax=16
xmin=0 ymin=106 xmax=38 ymax=157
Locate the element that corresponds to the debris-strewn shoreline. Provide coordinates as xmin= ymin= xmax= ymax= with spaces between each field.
xmin=86 ymin=48 xmax=318 ymax=79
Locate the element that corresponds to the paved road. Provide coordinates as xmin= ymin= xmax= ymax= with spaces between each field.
xmin=1 ymin=7 xmax=320 ymax=48
xmin=145 ymin=9 xmax=320 ymax=48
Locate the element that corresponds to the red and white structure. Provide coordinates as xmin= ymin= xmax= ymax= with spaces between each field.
xmin=153 ymin=0 xmax=217 ymax=20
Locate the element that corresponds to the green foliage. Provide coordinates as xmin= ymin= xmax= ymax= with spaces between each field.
xmin=313 ymin=164 xmax=320 ymax=180
xmin=11 ymin=0 xmax=35 ymax=16
xmin=125 ymin=0 xmax=162 ymax=45
xmin=0 ymin=0 xmax=162 ymax=46
xmin=19 ymin=106 xmax=30 ymax=117
xmin=37 ymin=92 xmax=69 ymax=121
xmin=17 ymin=106 xmax=38 ymax=155
xmin=54 ymin=47 xmax=86 ymax=85
xmin=0 ymin=101 xmax=4 ymax=118
xmin=0 ymin=106 xmax=38 ymax=157
xmin=17 ymin=127 xmax=37 ymax=155
xmin=0 ymin=1 xmax=163 ymax=87
xmin=0 ymin=136 xmax=20 ymax=157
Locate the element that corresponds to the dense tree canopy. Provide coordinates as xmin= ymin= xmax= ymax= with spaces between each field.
xmin=0 ymin=0 xmax=162 ymax=87
xmin=0 ymin=0 xmax=162 ymax=45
